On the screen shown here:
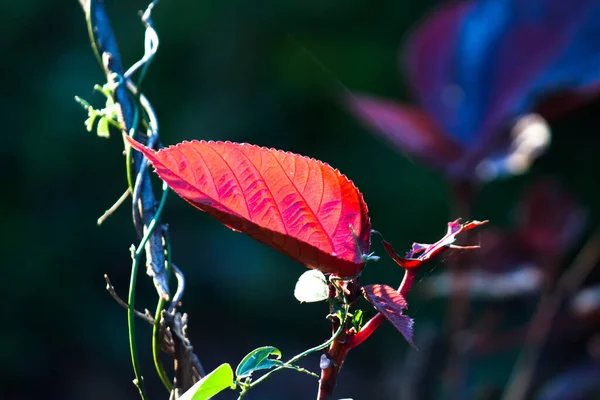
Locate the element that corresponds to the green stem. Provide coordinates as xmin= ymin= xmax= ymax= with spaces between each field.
xmin=128 ymin=250 xmax=147 ymax=399
xmin=153 ymin=228 xmax=173 ymax=392
xmin=238 ymin=316 xmax=346 ymax=400
xmin=125 ymin=128 xmax=137 ymax=192
xmin=124 ymin=2 xmax=158 ymax=190
xmin=84 ymin=0 xmax=102 ymax=67
xmin=128 ymin=183 xmax=170 ymax=398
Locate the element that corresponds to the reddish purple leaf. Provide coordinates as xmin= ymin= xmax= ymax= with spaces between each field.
xmin=404 ymin=1 xmax=471 ymax=133
xmin=349 ymin=1 xmax=600 ymax=180
xmin=345 ymin=94 xmax=463 ymax=171
xmin=363 ymin=284 xmax=415 ymax=348
xmin=125 ymin=136 xmax=371 ymax=277
xmin=381 ymin=220 xmax=488 ymax=270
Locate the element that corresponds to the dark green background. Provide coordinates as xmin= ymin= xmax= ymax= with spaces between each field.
xmin=2 ymin=1 xmax=600 ymax=399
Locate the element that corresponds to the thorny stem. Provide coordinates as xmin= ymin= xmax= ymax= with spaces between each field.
xmin=316 ymin=330 xmax=351 ymax=400
xmin=317 ymin=269 xmax=417 ymax=399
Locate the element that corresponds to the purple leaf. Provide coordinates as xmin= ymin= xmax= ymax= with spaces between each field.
xmin=363 ymin=284 xmax=415 ymax=348
xmin=346 ymin=94 xmax=462 ymax=170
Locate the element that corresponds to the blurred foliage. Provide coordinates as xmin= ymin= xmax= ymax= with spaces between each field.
xmin=2 ymin=1 xmax=600 ymax=399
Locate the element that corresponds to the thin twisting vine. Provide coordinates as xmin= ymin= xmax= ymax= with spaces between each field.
xmin=77 ymin=0 xmax=204 ymax=397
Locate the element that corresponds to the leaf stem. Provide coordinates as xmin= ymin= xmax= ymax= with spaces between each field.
xmin=238 ymin=322 xmax=345 ymax=400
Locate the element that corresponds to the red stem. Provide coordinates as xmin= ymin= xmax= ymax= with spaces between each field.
xmin=317 ymin=268 xmax=418 ymax=398
xmin=317 ymin=330 xmax=351 ymax=400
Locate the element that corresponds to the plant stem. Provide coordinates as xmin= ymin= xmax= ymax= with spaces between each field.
xmin=317 ymin=269 xmax=417 ymax=399
xmin=238 ymin=323 xmax=344 ymax=400
xmin=128 ymin=250 xmax=147 ymax=399
xmin=127 ymin=183 xmax=170 ymax=398
xmin=153 ymin=216 xmax=173 ymax=392
xmin=316 ymin=327 xmax=353 ymax=400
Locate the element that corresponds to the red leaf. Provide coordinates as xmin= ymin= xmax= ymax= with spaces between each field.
xmin=381 ymin=219 xmax=488 ymax=270
xmin=363 ymin=284 xmax=415 ymax=348
xmin=125 ymin=137 xmax=371 ymax=277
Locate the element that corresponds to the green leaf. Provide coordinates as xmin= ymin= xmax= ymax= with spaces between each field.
xmin=179 ymin=363 xmax=235 ymax=400
xmin=84 ymin=115 xmax=96 ymax=132
xmin=331 ymin=302 xmax=346 ymax=324
xmin=96 ymin=117 xmax=110 ymax=138
xmin=236 ymin=346 xmax=283 ymax=379
xmin=351 ymin=309 xmax=364 ymax=331
xmin=294 ymin=270 xmax=329 ymax=303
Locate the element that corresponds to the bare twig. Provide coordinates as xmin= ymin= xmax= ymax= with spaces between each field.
xmin=104 ymin=274 xmax=155 ymax=324
xmin=502 ymin=226 xmax=600 ymax=400
xmin=97 ymin=188 xmax=131 ymax=225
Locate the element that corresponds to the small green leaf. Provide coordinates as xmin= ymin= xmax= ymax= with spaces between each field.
xmin=104 ymin=94 xmax=115 ymax=108
xmin=236 ymin=346 xmax=283 ymax=379
xmin=331 ymin=302 xmax=346 ymax=323
xmin=294 ymin=270 xmax=329 ymax=303
xmin=351 ymin=309 xmax=364 ymax=331
xmin=84 ymin=115 xmax=96 ymax=132
xmin=97 ymin=117 xmax=110 ymax=138
xmin=179 ymin=363 xmax=235 ymax=400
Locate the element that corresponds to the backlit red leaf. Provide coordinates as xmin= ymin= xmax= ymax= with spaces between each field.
xmin=125 ymin=136 xmax=371 ymax=277
xmin=363 ymin=284 xmax=415 ymax=348
xmin=381 ymin=219 xmax=488 ymax=269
